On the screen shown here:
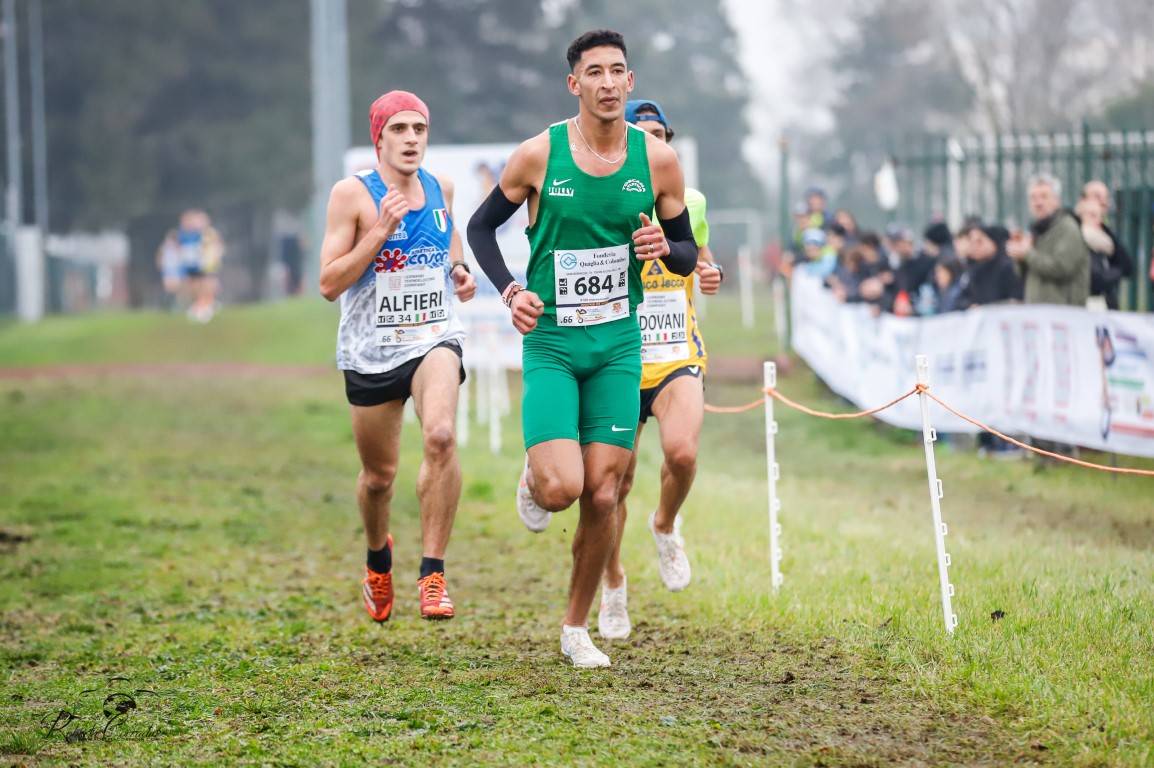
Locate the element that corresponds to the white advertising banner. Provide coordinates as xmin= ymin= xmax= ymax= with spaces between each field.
xmin=790 ymin=270 xmax=1154 ymax=458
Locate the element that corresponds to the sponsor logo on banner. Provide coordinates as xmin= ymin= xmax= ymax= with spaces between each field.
xmin=788 ymin=269 xmax=1154 ymax=459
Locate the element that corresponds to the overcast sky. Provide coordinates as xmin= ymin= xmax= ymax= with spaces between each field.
xmin=723 ymin=0 xmax=842 ymax=191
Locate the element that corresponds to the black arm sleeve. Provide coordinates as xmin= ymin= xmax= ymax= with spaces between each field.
xmin=466 ymin=185 xmax=522 ymax=295
xmin=658 ymin=207 xmax=698 ymax=277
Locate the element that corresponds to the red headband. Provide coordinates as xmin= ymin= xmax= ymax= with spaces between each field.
xmin=369 ymin=90 xmax=429 ymax=146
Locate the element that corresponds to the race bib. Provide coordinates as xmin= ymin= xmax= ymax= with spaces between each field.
xmin=638 ymin=290 xmax=689 ymax=363
xmin=374 ymin=266 xmax=448 ymax=346
xmin=554 ymin=244 xmax=630 ymax=327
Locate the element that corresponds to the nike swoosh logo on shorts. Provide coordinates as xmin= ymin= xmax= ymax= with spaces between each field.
xmin=611 ymin=425 xmax=632 ymax=432
xmin=551 ymin=178 xmax=571 ymax=186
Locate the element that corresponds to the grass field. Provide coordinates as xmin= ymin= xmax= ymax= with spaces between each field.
xmin=2 ymin=291 xmax=1153 ymax=766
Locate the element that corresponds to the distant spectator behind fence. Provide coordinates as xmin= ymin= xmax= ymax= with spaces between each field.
xmin=790 ymin=187 xmax=830 ymax=255
xmin=929 ymin=258 xmax=968 ymax=314
xmin=799 ymin=228 xmax=837 ymax=279
xmin=1007 ymin=175 xmax=1089 ymax=307
xmin=885 ymin=226 xmax=933 ymax=316
xmin=805 ymin=186 xmax=829 ymax=231
xmin=833 ymin=209 xmax=859 ymax=244
xmin=1080 ymin=180 xmax=1134 ymax=310
xmin=964 ymin=224 xmax=1022 ymax=307
xmin=828 ymin=232 xmax=889 ymax=314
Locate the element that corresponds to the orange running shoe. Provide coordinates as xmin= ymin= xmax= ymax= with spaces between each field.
xmin=362 ymin=535 xmax=394 ymax=623
xmin=417 ymin=572 xmax=455 ymax=620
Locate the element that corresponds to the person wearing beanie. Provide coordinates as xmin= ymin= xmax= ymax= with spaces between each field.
xmin=923 ymin=221 xmax=955 ymax=259
xmin=965 ymin=222 xmax=1025 ymax=459
xmin=593 ymin=97 xmax=723 ymax=643
xmin=965 ymin=222 xmax=1023 ymax=306
xmin=319 ymin=89 xmax=478 ymax=625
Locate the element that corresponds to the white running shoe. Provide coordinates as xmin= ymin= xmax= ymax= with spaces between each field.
xmin=517 ymin=457 xmax=551 ymax=533
xmin=597 ymin=577 xmax=631 ymax=640
xmin=560 ymin=625 xmax=611 ymax=668
xmin=650 ymin=511 xmax=691 ymax=592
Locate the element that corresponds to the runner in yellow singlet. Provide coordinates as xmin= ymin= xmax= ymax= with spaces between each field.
xmin=598 ymin=99 xmax=723 ymax=640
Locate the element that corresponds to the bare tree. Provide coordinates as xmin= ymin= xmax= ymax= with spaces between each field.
xmin=941 ymin=0 xmax=1152 ymax=132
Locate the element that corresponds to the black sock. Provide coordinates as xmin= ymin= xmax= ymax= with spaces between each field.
xmin=367 ymin=541 xmax=392 ymax=574
xmin=419 ymin=557 xmax=444 ymax=580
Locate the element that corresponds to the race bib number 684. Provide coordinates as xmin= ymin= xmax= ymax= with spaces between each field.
xmin=553 ymin=244 xmax=629 ymax=327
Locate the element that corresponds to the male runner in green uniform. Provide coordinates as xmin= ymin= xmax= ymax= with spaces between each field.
xmin=467 ymin=30 xmax=698 ymax=668
xmin=598 ymin=100 xmax=722 ymax=640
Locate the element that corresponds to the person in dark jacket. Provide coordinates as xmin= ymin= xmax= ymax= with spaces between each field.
xmin=964 ymin=224 xmax=1023 ymax=306
xmin=1078 ymin=185 xmax=1134 ymax=309
xmin=930 ymin=258 xmax=968 ymax=314
xmin=884 ymin=226 xmax=935 ymax=314
xmin=923 ymin=221 xmax=956 ymax=262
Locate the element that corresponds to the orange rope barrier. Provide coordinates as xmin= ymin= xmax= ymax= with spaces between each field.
xmin=919 ymin=387 xmax=1154 ymax=477
xmin=704 ymin=385 xmax=920 ymax=418
xmin=704 ymin=382 xmax=1154 ymax=477
xmin=767 ymin=385 xmax=921 ymax=420
xmin=703 ymin=398 xmax=764 ymax=414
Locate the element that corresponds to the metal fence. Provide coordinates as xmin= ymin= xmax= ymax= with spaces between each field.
xmin=890 ymin=126 xmax=1154 ymax=312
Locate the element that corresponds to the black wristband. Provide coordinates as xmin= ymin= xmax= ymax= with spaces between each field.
xmin=658 ymin=207 xmax=698 ymax=276
xmin=450 ymin=261 xmax=470 ymax=275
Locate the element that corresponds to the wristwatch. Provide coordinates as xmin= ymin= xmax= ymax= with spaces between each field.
xmin=709 ymin=262 xmax=724 ymax=282
xmin=450 ymin=261 xmax=471 ymax=275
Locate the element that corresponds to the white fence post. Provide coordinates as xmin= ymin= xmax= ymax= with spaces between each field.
xmin=739 ymin=245 xmax=755 ymax=330
xmin=916 ymin=354 xmax=958 ymax=635
xmin=487 ymin=364 xmax=502 ymax=456
xmin=15 ymin=226 xmax=45 ymax=322
xmin=772 ymin=274 xmax=788 ymax=354
xmin=764 ymin=361 xmax=782 ymax=591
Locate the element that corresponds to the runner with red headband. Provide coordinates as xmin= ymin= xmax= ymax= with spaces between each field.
xmin=319 ymin=90 xmax=477 ymax=624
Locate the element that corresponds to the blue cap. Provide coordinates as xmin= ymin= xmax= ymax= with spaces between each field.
xmin=625 ymin=99 xmax=671 ymax=134
xmin=802 ymin=228 xmax=826 ymax=247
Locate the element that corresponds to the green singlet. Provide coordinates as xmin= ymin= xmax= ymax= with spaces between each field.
xmin=521 ymin=120 xmax=655 ymax=450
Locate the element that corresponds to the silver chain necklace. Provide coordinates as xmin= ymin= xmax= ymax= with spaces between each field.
xmin=571 ymin=117 xmax=627 ymax=165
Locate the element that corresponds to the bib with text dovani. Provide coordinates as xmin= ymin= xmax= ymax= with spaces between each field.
xmin=553 ymin=244 xmax=630 ymax=327
xmin=374 ymin=266 xmax=448 ymax=345
xmin=638 ymin=290 xmax=689 ymax=363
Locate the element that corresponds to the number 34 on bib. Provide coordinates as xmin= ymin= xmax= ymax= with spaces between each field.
xmin=374 ymin=266 xmax=448 ymax=345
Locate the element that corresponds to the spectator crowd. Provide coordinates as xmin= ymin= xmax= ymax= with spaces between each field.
xmin=786 ymin=176 xmax=1149 ymax=317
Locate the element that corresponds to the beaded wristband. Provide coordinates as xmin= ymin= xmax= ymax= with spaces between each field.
xmin=501 ymin=282 xmax=524 ymax=307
